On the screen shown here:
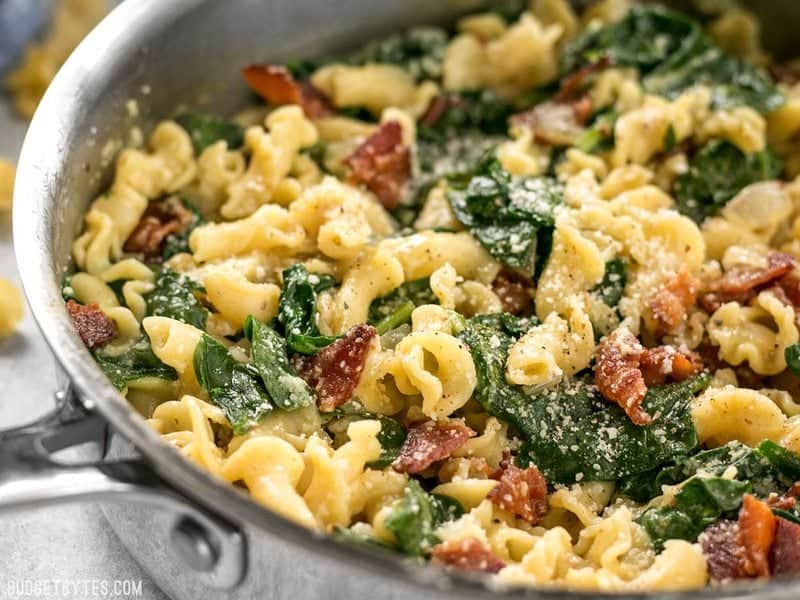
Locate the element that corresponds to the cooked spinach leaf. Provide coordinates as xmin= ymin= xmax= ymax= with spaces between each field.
xmin=563 ymin=5 xmax=699 ymax=75
xmin=244 ymin=316 xmax=314 ymax=411
xmin=162 ymin=198 xmax=203 ymax=261
xmin=193 ymin=333 xmax=272 ymax=434
xmin=645 ymin=43 xmax=784 ymax=113
xmin=674 ymin=140 xmax=782 ymax=223
xmin=592 ymin=258 xmax=628 ymax=308
xmin=146 ymin=268 xmax=208 ymax=330
xmin=447 ymin=157 xmax=562 ymax=276
xmin=640 ymin=477 xmax=752 ymax=550
xmin=94 ymin=337 xmax=177 ymax=391
xmin=467 ymin=312 xmax=538 ymax=337
xmin=277 ymin=265 xmax=339 ymax=355
xmin=368 ymin=278 xmax=437 ymax=331
xmin=562 ymin=5 xmax=782 ymax=113
xmin=459 ymin=317 xmax=709 ymax=483
xmin=620 ymin=439 xmax=800 ymax=504
xmin=176 ymin=113 xmax=244 ymax=154
xmin=384 ymin=480 xmax=463 ymax=556
xmin=575 ymin=110 xmax=617 ymax=154
xmin=349 ymin=27 xmax=448 ymax=81
xmin=785 ymin=343 xmax=800 ymax=378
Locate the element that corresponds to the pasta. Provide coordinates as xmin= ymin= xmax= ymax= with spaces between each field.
xmin=0 ymin=278 xmax=24 ymax=337
xmin=65 ymin=0 xmax=800 ymax=592
xmin=0 ymin=158 xmax=14 ymax=211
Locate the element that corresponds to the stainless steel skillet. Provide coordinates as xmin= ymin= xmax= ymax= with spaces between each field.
xmin=5 ymin=0 xmax=800 ymax=598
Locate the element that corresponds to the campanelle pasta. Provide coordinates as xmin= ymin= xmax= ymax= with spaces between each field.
xmin=66 ymin=0 xmax=800 ymax=593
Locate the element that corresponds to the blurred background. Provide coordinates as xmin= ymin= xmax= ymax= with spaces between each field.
xmin=0 ymin=1 xmax=166 ymax=597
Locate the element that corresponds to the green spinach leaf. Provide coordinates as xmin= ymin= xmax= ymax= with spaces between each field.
xmin=146 ymin=268 xmax=209 ymax=330
xmin=447 ymin=157 xmax=562 ymax=276
xmin=176 ymin=113 xmax=245 ymax=154
xmin=243 ymin=316 xmax=314 ymax=411
xmin=277 ymin=265 xmax=339 ymax=355
xmin=562 ymin=5 xmax=782 ymax=113
xmin=640 ymin=477 xmax=752 ymax=550
xmin=94 ymin=337 xmax=177 ymax=391
xmin=193 ymin=333 xmax=272 ymax=434
xmin=384 ymin=480 xmax=463 ymax=556
xmin=674 ymin=140 xmax=782 ymax=223
xmin=349 ymin=27 xmax=448 ymax=82
xmin=459 ymin=317 xmax=709 ymax=483
xmin=785 ymin=343 xmax=800 ymax=378
xmin=368 ymin=278 xmax=437 ymax=331
xmin=592 ymin=258 xmax=628 ymax=308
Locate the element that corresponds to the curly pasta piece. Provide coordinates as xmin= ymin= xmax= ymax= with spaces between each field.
xmin=393 ymin=330 xmax=478 ymax=418
xmin=691 ymin=386 xmax=788 ymax=447
xmin=506 ymin=304 xmax=594 ymax=387
xmin=142 ymin=316 xmax=204 ymax=394
xmin=707 ymin=291 xmax=799 ymax=375
xmin=223 ymin=106 xmax=318 ymax=218
xmin=189 ymin=204 xmax=306 ymax=263
xmin=311 ymin=64 xmax=438 ymax=117
xmin=288 ymin=176 xmax=395 ymax=261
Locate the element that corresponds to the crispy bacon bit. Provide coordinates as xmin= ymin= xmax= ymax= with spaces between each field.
xmin=699 ymin=520 xmax=746 ymax=582
xmin=770 ymin=63 xmax=800 ymax=86
xmin=491 ymin=269 xmax=532 ymax=315
xmin=766 ymin=490 xmax=798 ymax=511
xmin=392 ymin=419 xmax=476 ymax=474
xmin=594 ymin=328 xmax=651 ymax=425
xmin=66 ymin=300 xmax=117 ymax=349
xmin=737 ymin=494 xmax=777 ymax=578
xmin=699 ymin=252 xmax=796 ymax=313
xmin=487 ymin=459 xmax=548 ymax=524
xmin=639 ymin=345 xmax=703 ymax=386
xmin=772 ymin=517 xmax=800 ymax=575
xmin=645 ymin=269 xmax=698 ymax=338
xmin=554 ymin=57 xmax=612 ymax=103
xmin=294 ymin=324 xmax=376 ymax=412
xmin=420 ymin=95 xmax=452 ymax=128
xmin=124 ymin=197 xmax=194 ymax=260
xmin=571 ymin=96 xmax=593 ymax=125
xmin=241 ymin=64 xmax=334 ymax=119
xmin=344 ymin=121 xmax=411 ymax=210
xmin=431 ymin=538 xmax=506 ymax=574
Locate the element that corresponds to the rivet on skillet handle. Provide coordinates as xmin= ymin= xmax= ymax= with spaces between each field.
xmin=0 ymin=386 xmax=247 ymax=589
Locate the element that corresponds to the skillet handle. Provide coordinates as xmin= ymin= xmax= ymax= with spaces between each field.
xmin=0 ymin=387 xmax=247 ymax=590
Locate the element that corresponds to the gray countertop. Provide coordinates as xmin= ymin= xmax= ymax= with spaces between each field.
xmin=0 ymin=97 xmax=168 ymax=600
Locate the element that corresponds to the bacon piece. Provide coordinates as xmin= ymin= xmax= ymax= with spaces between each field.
xmin=491 ymin=269 xmax=532 ymax=315
xmin=294 ymin=324 xmax=377 ymax=412
xmin=737 ymin=494 xmax=776 ymax=578
xmin=431 ymin=538 xmax=506 ymax=574
xmin=699 ymin=520 xmax=746 ymax=582
xmin=124 ymin=197 xmax=194 ymax=260
xmin=767 ymin=492 xmax=797 ymax=511
xmin=594 ymin=328 xmax=651 ymax=425
xmin=571 ymin=95 xmax=593 ymax=125
xmin=554 ymin=57 xmax=611 ymax=102
xmin=66 ymin=300 xmax=117 ymax=349
xmin=639 ymin=345 xmax=703 ymax=386
xmin=645 ymin=270 xmax=698 ymax=338
xmin=392 ymin=419 xmax=475 ymax=474
xmin=420 ymin=95 xmax=452 ymax=128
xmin=487 ymin=459 xmax=548 ymax=524
xmin=699 ymin=252 xmax=796 ymax=313
xmin=772 ymin=517 xmax=800 ymax=575
xmin=242 ymin=64 xmax=334 ymax=119
xmin=344 ymin=121 xmax=411 ymax=210
xmin=770 ymin=63 xmax=800 ymax=86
